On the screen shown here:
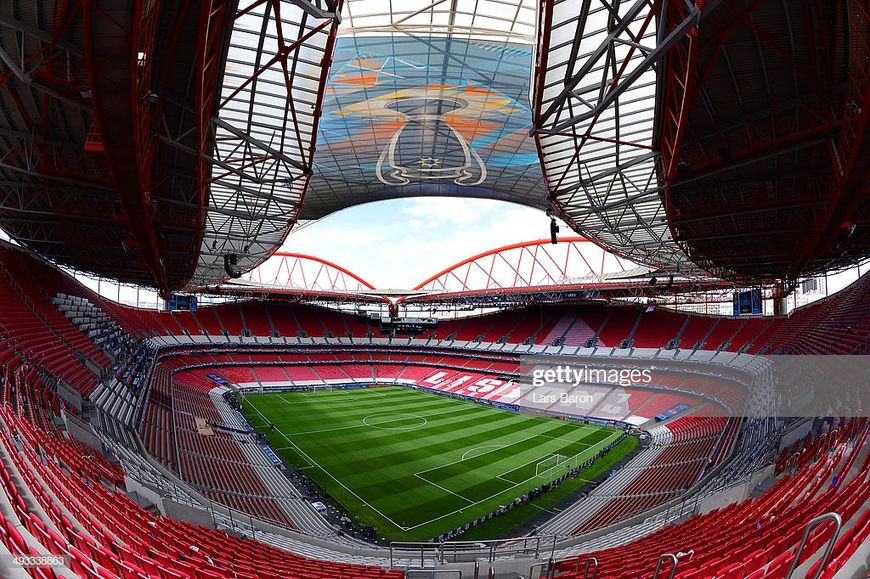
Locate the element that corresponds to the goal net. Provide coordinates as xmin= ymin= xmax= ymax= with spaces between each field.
xmin=535 ymin=453 xmax=571 ymax=478
xmin=312 ymin=384 xmax=334 ymax=392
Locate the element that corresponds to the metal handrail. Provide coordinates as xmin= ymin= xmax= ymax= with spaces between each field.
xmin=651 ymin=553 xmax=678 ymax=579
xmin=406 ymin=571 xmax=462 ymax=579
xmin=545 ymin=557 xmax=556 ymax=578
xmin=528 ymin=559 xmax=550 ymax=578
xmin=785 ymin=512 xmax=842 ymax=579
xmin=826 ymin=429 xmax=840 ymax=453
xmin=390 ymin=542 xmax=439 ymax=570
xmin=574 ymin=556 xmax=598 ymax=579
xmin=438 ymin=536 xmax=556 ymax=563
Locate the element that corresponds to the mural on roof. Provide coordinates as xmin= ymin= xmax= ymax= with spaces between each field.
xmin=305 ymin=37 xmax=547 ymax=215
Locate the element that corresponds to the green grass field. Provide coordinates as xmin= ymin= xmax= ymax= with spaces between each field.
xmin=241 ymin=386 xmax=622 ymax=541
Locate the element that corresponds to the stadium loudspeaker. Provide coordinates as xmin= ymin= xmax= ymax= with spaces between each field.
xmin=648 ymin=277 xmax=658 ymax=286
xmin=550 ymin=218 xmax=559 ymax=244
xmin=224 ymin=254 xmax=242 ymax=278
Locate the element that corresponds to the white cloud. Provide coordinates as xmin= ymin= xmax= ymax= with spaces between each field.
xmin=400 ymin=197 xmax=485 ymax=225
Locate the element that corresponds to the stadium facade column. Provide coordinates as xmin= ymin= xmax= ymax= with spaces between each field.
xmin=772 ymin=282 xmax=789 ymax=317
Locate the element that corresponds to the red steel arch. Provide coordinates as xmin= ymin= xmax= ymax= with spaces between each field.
xmin=412 ymin=237 xmax=633 ymax=293
xmin=243 ymin=251 xmax=376 ymax=292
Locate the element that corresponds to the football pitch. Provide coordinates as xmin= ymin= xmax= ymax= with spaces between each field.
xmin=241 ymin=386 xmax=622 ymax=541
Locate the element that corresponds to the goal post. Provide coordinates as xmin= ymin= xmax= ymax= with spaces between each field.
xmin=534 ymin=452 xmax=584 ymax=479
xmin=312 ymin=384 xmax=334 ymax=392
xmin=535 ymin=453 xmax=569 ymax=478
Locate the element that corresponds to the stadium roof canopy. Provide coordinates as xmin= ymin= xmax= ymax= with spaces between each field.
xmin=0 ymin=0 xmax=869 ymax=296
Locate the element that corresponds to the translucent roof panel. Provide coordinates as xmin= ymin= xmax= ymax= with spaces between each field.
xmin=301 ymin=34 xmax=549 ymax=219
xmin=534 ymin=0 xmax=700 ymax=274
xmin=190 ymin=2 xmax=339 ymax=287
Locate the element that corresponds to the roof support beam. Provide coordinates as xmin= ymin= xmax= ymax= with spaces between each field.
xmin=534 ymin=0 xmax=715 ymax=136
xmin=83 ymin=0 xmax=171 ymax=293
xmin=190 ymin=0 xmax=343 ymax=288
xmin=210 ymin=116 xmax=307 ymax=173
xmin=288 ymin=0 xmax=342 ymax=22
xmin=532 ymin=0 xmax=714 ymax=275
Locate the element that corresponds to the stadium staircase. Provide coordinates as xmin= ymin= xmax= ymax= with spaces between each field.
xmin=541 ymin=310 xmax=579 ymax=345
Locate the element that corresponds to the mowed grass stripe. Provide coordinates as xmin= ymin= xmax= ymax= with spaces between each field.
xmin=308 ymin=410 xmax=602 ymax=469
xmin=262 ymin=390 xmax=608 ymax=487
xmin=415 ymin=422 xmax=594 ymax=483
xmin=417 ymin=434 xmax=599 ymax=501
xmin=257 ymin=392 xmax=609 ymax=491
xmin=259 ymin=393 xmax=502 ymax=525
xmin=275 ymin=395 xmax=483 ymax=436
xmin=498 ymin=439 xmax=602 ymax=485
xmin=242 ymin=387 xmax=620 ymax=539
xmin=273 ymin=390 xmax=453 ymax=431
xmin=313 ymin=412 xmax=535 ymax=469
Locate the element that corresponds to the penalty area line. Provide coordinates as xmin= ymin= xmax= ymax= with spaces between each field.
xmin=413 ymin=472 xmax=474 ymax=505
